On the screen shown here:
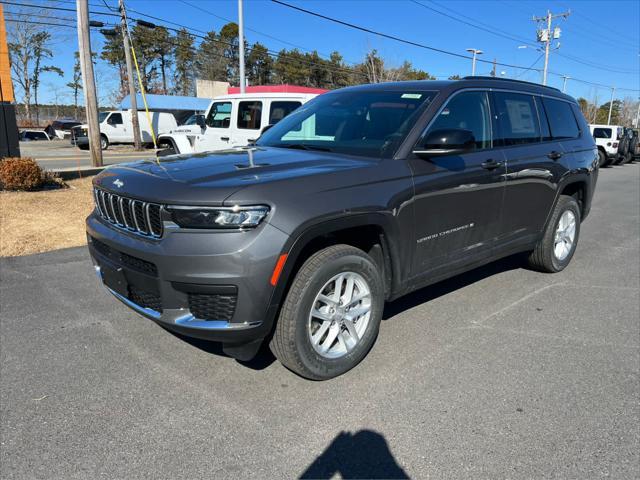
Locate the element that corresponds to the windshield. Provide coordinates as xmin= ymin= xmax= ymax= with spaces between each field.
xmin=256 ymin=89 xmax=437 ymax=158
xmin=182 ymin=114 xmax=199 ymax=125
xmin=98 ymin=112 xmax=110 ymax=123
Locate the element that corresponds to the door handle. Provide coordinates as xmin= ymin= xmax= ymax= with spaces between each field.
xmin=548 ymin=151 xmax=563 ymax=160
xmin=220 ymin=136 xmax=230 ymax=141
xmin=481 ymin=159 xmax=503 ymax=170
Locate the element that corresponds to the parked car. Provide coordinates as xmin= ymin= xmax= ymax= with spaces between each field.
xmin=19 ymin=129 xmax=50 ymax=141
xmin=589 ymin=123 xmax=623 ymax=166
xmin=45 ymin=119 xmax=81 ymax=139
xmin=157 ymin=92 xmax=318 ymax=154
xmin=87 ymin=77 xmax=598 ymax=380
xmin=629 ymin=128 xmax=639 ymax=161
xmin=619 ymin=127 xmax=637 ymax=164
xmin=72 ymin=110 xmax=178 ymax=150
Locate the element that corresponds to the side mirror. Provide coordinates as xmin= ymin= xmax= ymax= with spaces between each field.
xmin=196 ymin=115 xmax=206 ymax=128
xmin=260 ymin=124 xmax=274 ymax=136
xmin=413 ymin=128 xmax=477 ymax=157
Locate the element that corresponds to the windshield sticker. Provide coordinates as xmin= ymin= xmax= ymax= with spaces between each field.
xmin=401 ymin=93 xmax=422 ymax=99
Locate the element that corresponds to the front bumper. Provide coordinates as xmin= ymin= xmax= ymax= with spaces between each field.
xmin=86 ymin=212 xmax=289 ymax=346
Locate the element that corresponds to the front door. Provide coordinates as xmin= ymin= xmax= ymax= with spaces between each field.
xmin=232 ymin=100 xmax=264 ymax=147
xmin=195 ymin=101 xmax=233 ymax=152
xmin=408 ymin=90 xmax=505 ymax=278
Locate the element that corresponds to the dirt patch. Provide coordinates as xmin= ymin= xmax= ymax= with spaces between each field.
xmin=0 ymin=177 xmax=94 ymax=257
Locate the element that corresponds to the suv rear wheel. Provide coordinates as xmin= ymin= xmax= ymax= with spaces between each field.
xmin=528 ymin=195 xmax=580 ymax=273
xmin=270 ymin=244 xmax=384 ymax=380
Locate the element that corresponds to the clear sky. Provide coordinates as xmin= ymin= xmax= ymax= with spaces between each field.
xmin=6 ymin=0 xmax=640 ymax=105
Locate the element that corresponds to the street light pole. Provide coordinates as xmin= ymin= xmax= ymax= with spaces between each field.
xmin=118 ymin=0 xmax=142 ymax=150
xmin=607 ymin=86 xmax=616 ymax=125
xmin=466 ymin=48 xmax=483 ymax=76
xmin=238 ymin=0 xmax=246 ymax=93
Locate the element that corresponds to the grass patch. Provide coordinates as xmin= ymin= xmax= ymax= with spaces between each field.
xmin=0 ymin=177 xmax=94 ymax=257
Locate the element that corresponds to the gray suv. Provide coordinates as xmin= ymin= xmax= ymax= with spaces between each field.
xmin=87 ymin=77 xmax=598 ymax=379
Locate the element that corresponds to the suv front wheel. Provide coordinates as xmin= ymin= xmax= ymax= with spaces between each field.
xmin=270 ymin=244 xmax=384 ymax=380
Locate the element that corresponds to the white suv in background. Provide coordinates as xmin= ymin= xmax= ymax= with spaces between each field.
xmin=590 ymin=124 xmax=623 ymax=166
xmin=157 ymin=92 xmax=319 ymax=155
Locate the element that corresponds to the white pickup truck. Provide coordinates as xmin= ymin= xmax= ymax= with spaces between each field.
xmin=73 ymin=110 xmax=177 ymax=150
xmin=157 ymin=92 xmax=319 ymax=155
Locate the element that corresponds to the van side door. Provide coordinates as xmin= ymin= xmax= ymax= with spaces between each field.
xmin=195 ymin=101 xmax=233 ymax=152
xmin=491 ymin=91 xmax=564 ymax=250
xmin=408 ymin=90 xmax=506 ymax=278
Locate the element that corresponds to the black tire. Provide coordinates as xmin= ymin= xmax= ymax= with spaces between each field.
xmin=597 ymin=150 xmax=606 ymax=167
xmin=158 ymin=141 xmax=176 ymax=155
xmin=270 ymin=244 xmax=384 ymax=380
xmin=100 ymin=135 xmax=109 ymax=150
xmin=528 ymin=195 xmax=581 ymax=273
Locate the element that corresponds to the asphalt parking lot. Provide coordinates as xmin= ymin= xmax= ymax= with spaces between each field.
xmin=1 ymin=163 xmax=638 ymax=479
xmin=19 ymin=140 xmax=156 ymax=170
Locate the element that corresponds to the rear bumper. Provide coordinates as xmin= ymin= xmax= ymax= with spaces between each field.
xmin=86 ymin=212 xmax=289 ymax=346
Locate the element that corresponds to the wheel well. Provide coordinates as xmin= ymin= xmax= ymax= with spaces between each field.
xmin=560 ymin=182 xmax=586 ymax=219
xmin=289 ymin=225 xmax=393 ymax=299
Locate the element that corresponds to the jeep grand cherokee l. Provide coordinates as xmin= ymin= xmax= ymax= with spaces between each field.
xmin=87 ymin=77 xmax=598 ymax=380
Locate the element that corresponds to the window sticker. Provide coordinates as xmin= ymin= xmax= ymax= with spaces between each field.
xmin=401 ymin=93 xmax=422 ymax=99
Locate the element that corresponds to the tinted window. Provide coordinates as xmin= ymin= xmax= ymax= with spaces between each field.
xmin=593 ymin=128 xmax=612 ymax=139
xmin=423 ymin=91 xmax=491 ymax=149
xmin=237 ymin=101 xmax=262 ymax=130
xmin=206 ymin=102 xmax=232 ymax=128
xmin=23 ymin=131 xmax=48 ymax=140
xmin=542 ymin=98 xmax=580 ymax=139
xmin=98 ymin=112 xmax=110 ymax=123
xmin=269 ymin=101 xmax=301 ymax=124
xmin=108 ymin=113 xmax=123 ymax=125
xmin=257 ymin=90 xmax=436 ymax=158
xmin=493 ymin=92 xmax=541 ymax=145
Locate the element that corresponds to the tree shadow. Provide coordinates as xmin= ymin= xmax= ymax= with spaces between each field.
xmin=300 ymin=430 xmax=409 ymax=479
xmin=384 ymin=253 xmax=526 ymax=320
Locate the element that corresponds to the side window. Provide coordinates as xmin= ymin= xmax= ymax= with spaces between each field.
xmin=269 ymin=101 xmax=301 ymax=125
xmin=109 ymin=113 xmax=123 ymax=125
xmin=237 ymin=101 xmax=262 ymax=130
xmin=206 ymin=102 xmax=232 ymax=128
xmin=593 ymin=128 xmax=612 ymax=139
xmin=541 ymin=98 xmax=580 ymax=139
xmin=422 ymin=91 xmax=491 ymax=149
xmin=493 ymin=92 xmax=541 ymax=146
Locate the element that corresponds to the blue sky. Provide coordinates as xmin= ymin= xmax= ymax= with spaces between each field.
xmin=6 ymin=0 xmax=640 ymax=105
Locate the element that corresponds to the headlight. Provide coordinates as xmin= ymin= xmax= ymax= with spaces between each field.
xmin=167 ymin=205 xmax=269 ymax=229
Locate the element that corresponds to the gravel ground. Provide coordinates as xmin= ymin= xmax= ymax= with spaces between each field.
xmin=1 ymin=163 xmax=638 ymax=479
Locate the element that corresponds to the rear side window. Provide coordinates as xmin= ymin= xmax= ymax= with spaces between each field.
xmin=593 ymin=128 xmax=612 ymax=139
xmin=493 ymin=92 xmax=541 ymax=146
xmin=269 ymin=101 xmax=301 ymax=124
xmin=237 ymin=101 xmax=262 ymax=130
xmin=206 ymin=102 xmax=232 ymax=128
xmin=424 ymin=90 xmax=491 ymax=149
xmin=542 ymin=98 xmax=580 ymax=139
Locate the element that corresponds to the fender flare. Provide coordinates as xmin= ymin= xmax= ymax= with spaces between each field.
xmin=157 ymin=134 xmax=192 ymax=154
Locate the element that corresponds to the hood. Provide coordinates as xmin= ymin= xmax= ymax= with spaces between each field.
xmin=93 ymin=146 xmax=374 ymax=205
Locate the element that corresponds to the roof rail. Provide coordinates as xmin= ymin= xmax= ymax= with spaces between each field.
xmin=462 ymin=76 xmax=562 ymax=93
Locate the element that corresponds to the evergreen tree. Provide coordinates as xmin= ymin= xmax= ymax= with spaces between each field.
xmin=173 ymin=29 xmax=196 ymax=96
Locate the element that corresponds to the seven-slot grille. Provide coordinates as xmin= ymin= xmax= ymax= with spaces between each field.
xmin=93 ymin=188 xmax=163 ymax=238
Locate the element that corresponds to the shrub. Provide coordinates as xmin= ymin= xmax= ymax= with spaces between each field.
xmin=0 ymin=157 xmax=44 ymax=191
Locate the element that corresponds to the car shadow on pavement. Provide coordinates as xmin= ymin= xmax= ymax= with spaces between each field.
xmin=383 ymin=252 xmax=526 ymax=320
xmin=300 ymin=430 xmax=409 ymax=479
xmin=166 ymin=331 xmax=277 ymax=370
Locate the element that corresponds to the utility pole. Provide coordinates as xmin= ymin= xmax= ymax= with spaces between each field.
xmin=607 ymin=86 xmax=616 ymax=125
xmin=635 ymin=99 xmax=640 ymax=128
xmin=561 ymin=75 xmax=570 ymax=93
xmin=76 ymin=0 xmax=102 ymax=166
xmin=466 ymin=48 xmax=483 ymax=76
xmin=533 ymin=9 xmax=570 ymax=85
xmin=119 ymin=0 xmax=142 ymax=150
xmin=238 ymin=0 xmax=246 ymax=93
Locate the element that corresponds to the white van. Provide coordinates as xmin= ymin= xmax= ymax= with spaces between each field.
xmin=74 ymin=110 xmax=177 ymax=150
xmin=589 ymin=124 xmax=623 ymax=166
xmin=157 ymin=92 xmax=318 ymax=155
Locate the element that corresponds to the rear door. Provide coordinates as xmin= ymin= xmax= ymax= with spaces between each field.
xmin=408 ymin=90 xmax=506 ymax=277
xmin=491 ymin=91 xmax=562 ymax=249
xmin=233 ymin=100 xmax=263 ymax=147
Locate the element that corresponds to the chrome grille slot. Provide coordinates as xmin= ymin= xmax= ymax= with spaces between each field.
xmin=93 ymin=188 xmax=163 ymax=238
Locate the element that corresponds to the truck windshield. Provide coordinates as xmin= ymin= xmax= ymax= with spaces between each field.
xmin=98 ymin=112 xmax=110 ymax=123
xmin=256 ymin=90 xmax=437 ymax=158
